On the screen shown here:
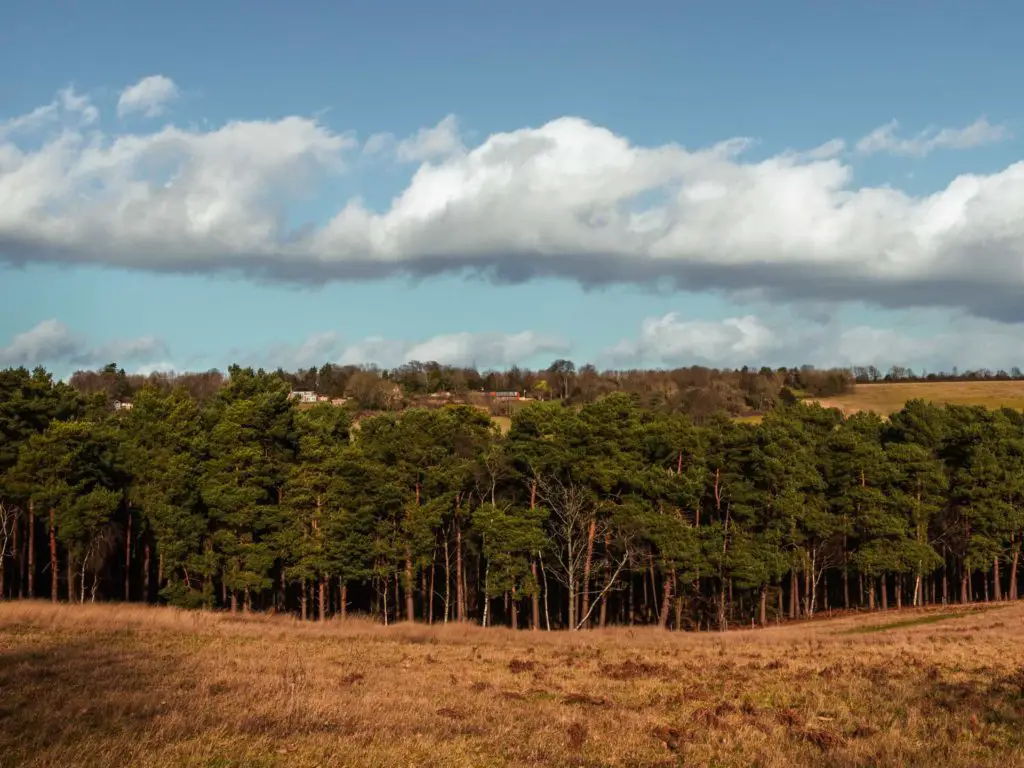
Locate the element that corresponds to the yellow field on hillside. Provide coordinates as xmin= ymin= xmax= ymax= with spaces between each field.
xmin=2 ymin=601 xmax=1023 ymax=766
xmin=814 ymin=380 xmax=1024 ymax=417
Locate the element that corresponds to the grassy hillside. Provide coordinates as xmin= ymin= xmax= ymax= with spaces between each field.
xmin=2 ymin=601 xmax=1022 ymax=767
xmin=812 ymin=380 xmax=1024 ymax=417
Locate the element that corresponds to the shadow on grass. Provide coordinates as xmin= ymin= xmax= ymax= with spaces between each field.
xmin=837 ymin=605 xmax=1003 ymax=635
xmin=0 ymin=630 xmax=197 ymax=766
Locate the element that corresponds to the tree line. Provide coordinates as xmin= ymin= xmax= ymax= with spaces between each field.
xmin=70 ymin=359 xmax=854 ymax=422
xmin=1 ymin=363 xmax=1021 ymax=630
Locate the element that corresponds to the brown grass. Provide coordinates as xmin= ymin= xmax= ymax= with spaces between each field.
xmin=2 ymin=601 xmax=1024 ymax=767
xmin=813 ymin=380 xmax=1024 ymax=417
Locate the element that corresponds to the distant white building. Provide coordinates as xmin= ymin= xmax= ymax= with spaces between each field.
xmin=288 ymin=390 xmax=318 ymax=403
xmin=113 ymin=399 xmax=133 ymax=411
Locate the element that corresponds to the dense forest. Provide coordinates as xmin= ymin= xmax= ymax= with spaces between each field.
xmin=1 ymin=362 xmax=1022 ymax=631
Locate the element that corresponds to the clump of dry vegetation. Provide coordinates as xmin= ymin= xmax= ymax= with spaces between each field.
xmin=2 ymin=601 xmax=1024 ymax=767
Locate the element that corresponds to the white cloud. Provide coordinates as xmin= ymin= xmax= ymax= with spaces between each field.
xmin=3 ymin=85 xmax=1024 ymax=322
xmin=605 ymin=311 xmax=1024 ymax=373
xmin=259 ymin=329 xmax=567 ymax=371
xmin=0 ymin=320 xmax=168 ymax=369
xmin=363 ymin=115 xmax=463 ymax=162
xmin=117 ymin=75 xmax=179 ymax=118
xmin=856 ymin=117 xmax=1007 ymax=157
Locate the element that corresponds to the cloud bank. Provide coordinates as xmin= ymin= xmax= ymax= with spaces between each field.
xmin=605 ymin=311 xmax=1024 ymax=374
xmin=0 ymin=320 xmax=168 ymax=370
xmin=1 ymin=79 xmax=1023 ymax=321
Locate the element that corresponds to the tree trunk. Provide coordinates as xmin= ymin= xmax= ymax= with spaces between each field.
xmin=319 ymin=575 xmax=327 ymax=621
xmin=27 ymin=501 xmax=35 ymax=599
xmin=67 ymin=555 xmax=74 ymax=604
xmin=960 ymin=569 xmax=969 ymax=604
xmin=144 ymin=545 xmax=152 ymax=603
xmin=1010 ymin=543 xmax=1020 ymax=601
xmin=49 ymin=510 xmax=57 ymax=602
xmin=340 ymin=583 xmax=348 ymax=620
xmin=443 ymin=536 xmax=451 ymax=623
xmin=579 ymin=517 xmax=596 ymax=627
xmin=455 ymin=523 xmax=465 ymax=622
xmin=405 ymin=551 xmax=415 ymax=622
xmin=510 ymin=586 xmax=518 ymax=630
xmin=789 ymin=569 xmax=798 ymax=618
xmin=759 ymin=584 xmax=768 ymax=627
xmin=896 ymin=573 xmax=902 ymax=610
xmin=124 ymin=510 xmax=132 ymax=601
xmin=300 ymin=580 xmax=308 ymax=620
xmin=868 ymin=579 xmax=875 ymax=610
xmin=428 ymin=556 xmax=436 ymax=624
xmin=993 ymin=556 xmax=1002 ymax=602
xmin=420 ymin=568 xmax=428 ymax=623
xmin=539 ymin=552 xmax=551 ymax=631
xmin=842 ymin=561 xmax=850 ymax=610
xmin=658 ymin=571 xmax=673 ymax=629
xmin=881 ymin=576 xmax=888 ymax=610
xmin=156 ymin=550 xmax=163 ymax=597
xmin=531 ymin=561 xmax=540 ymax=630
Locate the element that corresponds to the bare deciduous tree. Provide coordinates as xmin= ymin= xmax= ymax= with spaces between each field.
xmin=0 ymin=502 xmax=21 ymax=599
xmin=533 ymin=472 xmax=634 ymax=630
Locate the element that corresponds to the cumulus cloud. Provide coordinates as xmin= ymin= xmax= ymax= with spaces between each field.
xmin=4 ymin=83 xmax=1024 ymax=322
xmin=856 ymin=117 xmax=1007 ymax=157
xmin=258 ymin=329 xmax=567 ymax=371
xmin=605 ymin=311 xmax=1024 ymax=373
xmin=117 ymin=75 xmax=179 ymax=118
xmin=363 ymin=115 xmax=463 ymax=162
xmin=0 ymin=320 xmax=168 ymax=369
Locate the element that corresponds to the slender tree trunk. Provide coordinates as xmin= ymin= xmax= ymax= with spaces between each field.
xmin=244 ymin=587 xmax=251 ymax=613
xmin=67 ymin=555 xmax=73 ymax=604
xmin=511 ymin=586 xmax=518 ymax=630
xmin=27 ymin=500 xmax=35 ymax=599
xmin=49 ymin=510 xmax=57 ymax=602
xmin=539 ymin=552 xmax=551 ymax=631
xmin=319 ymin=575 xmax=327 ymax=621
xmin=428 ymin=556 xmax=436 ymax=624
xmin=896 ymin=573 xmax=902 ymax=609
xmin=300 ymin=579 xmax=308 ymax=620
xmin=456 ymin=523 xmax=465 ymax=622
xmin=759 ymin=584 xmax=768 ymax=627
xmin=843 ymin=558 xmax=850 ymax=610
xmin=443 ymin=536 xmax=451 ymax=623
xmin=124 ymin=510 xmax=132 ymax=601
xmin=960 ymin=569 xmax=969 ymax=604
xmin=789 ymin=569 xmax=798 ymax=618
xmin=405 ymin=552 xmax=415 ymax=622
xmin=993 ymin=556 xmax=1002 ymax=601
xmin=579 ymin=517 xmax=596 ymax=627
xmin=674 ymin=593 xmax=683 ymax=631
xmin=1010 ymin=542 xmax=1020 ymax=601
xmin=858 ymin=572 xmax=864 ymax=608
xmin=868 ymin=579 xmax=875 ymax=610
xmin=531 ymin=561 xmax=540 ymax=630
xmin=144 ymin=545 xmax=152 ymax=603
xmin=420 ymin=568 xmax=428 ymax=623
xmin=658 ymin=570 xmax=673 ymax=629
xmin=881 ymin=576 xmax=888 ymax=610
xmin=340 ymin=583 xmax=348 ymax=620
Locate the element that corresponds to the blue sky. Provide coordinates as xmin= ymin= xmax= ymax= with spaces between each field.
xmin=2 ymin=0 xmax=1024 ymax=377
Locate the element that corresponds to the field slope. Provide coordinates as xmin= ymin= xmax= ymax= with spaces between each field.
xmin=2 ymin=602 xmax=1023 ymax=767
xmin=813 ymin=380 xmax=1024 ymax=417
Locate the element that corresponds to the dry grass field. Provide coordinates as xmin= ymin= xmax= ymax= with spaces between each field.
xmin=813 ymin=380 xmax=1024 ymax=417
xmin=2 ymin=603 xmax=1024 ymax=767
